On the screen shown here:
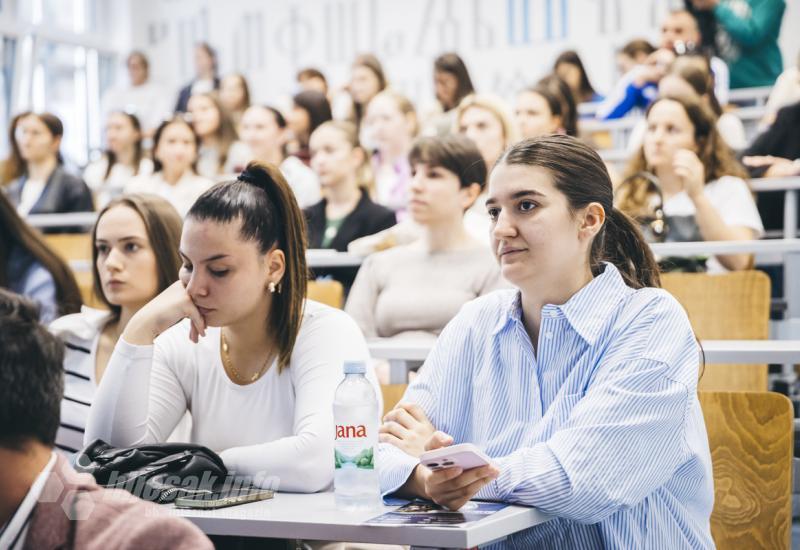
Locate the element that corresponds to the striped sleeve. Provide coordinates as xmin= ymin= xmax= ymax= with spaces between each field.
xmin=376 ymin=299 xmax=480 ymax=495
xmin=478 ymin=297 xmax=697 ymax=524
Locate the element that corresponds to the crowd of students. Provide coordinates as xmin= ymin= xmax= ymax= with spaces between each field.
xmin=1 ymin=2 xmax=799 ymax=548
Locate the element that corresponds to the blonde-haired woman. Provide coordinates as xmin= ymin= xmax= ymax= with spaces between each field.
xmin=365 ymin=89 xmax=418 ymax=217
xmin=456 ymin=94 xmax=520 ymax=239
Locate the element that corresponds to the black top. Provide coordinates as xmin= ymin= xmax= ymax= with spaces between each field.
xmin=304 ymin=189 xmax=396 ymax=289
xmin=174 ymin=77 xmax=221 ymax=113
xmin=5 ymin=166 xmax=94 ymax=233
xmin=743 ymin=100 xmax=800 ymax=231
xmin=304 ymin=188 xmax=396 ymax=251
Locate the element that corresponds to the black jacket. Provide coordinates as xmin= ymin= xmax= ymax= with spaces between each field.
xmin=304 ymin=189 xmax=396 ymax=289
xmin=304 ymin=189 xmax=396 ymax=251
xmin=743 ymin=100 xmax=800 ymax=231
xmin=5 ymin=166 xmax=94 ymax=233
xmin=174 ymin=77 xmax=221 ymax=113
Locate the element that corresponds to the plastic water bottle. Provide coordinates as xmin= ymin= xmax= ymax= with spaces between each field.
xmin=333 ymin=361 xmax=380 ymax=509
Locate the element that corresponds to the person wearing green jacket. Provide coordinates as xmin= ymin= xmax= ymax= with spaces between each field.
xmin=691 ymin=0 xmax=785 ymax=88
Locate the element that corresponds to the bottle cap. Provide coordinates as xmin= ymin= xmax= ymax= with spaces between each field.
xmin=343 ymin=361 xmax=366 ymax=374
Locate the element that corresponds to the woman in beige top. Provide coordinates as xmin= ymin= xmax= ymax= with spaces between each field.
xmin=346 ymin=134 xmax=504 ymax=339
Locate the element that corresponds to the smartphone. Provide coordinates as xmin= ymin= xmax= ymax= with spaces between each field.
xmin=174 ymin=487 xmax=274 ymax=509
xmin=419 ymin=443 xmax=492 ymax=471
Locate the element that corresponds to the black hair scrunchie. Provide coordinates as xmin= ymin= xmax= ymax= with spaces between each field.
xmin=237 ymin=171 xmax=258 ymax=184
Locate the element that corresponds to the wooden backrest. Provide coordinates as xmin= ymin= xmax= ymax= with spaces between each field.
xmin=42 ymin=233 xmax=105 ymax=308
xmin=699 ymin=391 xmax=793 ymax=549
xmin=661 ymin=271 xmax=771 ymax=391
xmin=308 ymin=279 xmax=344 ymax=309
xmin=380 ymin=384 xmax=408 ymax=417
xmin=43 ymin=233 xmax=93 ymax=262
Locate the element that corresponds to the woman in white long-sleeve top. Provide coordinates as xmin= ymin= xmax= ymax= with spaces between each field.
xmin=86 ymin=162 xmax=379 ymax=492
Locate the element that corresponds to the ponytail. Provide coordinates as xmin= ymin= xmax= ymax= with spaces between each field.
xmin=188 ymin=161 xmax=308 ymax=371
xmin=500 ymin=135 xmax=660 ymax=290
xmin=594 ymin=208 xmax=660 ymax=289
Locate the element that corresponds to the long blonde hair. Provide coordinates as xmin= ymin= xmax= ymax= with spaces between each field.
xmin=455 ymin=94 xmax=520 ymax=149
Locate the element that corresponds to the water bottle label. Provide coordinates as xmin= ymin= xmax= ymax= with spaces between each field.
xmin=334 ymin=424 xmax=374 ymax=470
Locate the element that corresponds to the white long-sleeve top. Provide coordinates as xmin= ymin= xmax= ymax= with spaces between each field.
xmin=85 ymin=300 xmax=379 ymax=493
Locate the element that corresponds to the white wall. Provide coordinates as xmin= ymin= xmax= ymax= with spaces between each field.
xmin=129 ymin=0 xmax=800 ymax=109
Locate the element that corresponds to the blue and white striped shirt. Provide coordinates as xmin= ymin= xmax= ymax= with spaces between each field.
xmin=378 ymin=263 xmax=714 ymax=549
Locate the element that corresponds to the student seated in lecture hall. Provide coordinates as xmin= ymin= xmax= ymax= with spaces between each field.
xmin=50 ymin=194 xmax=182 ymax=455
xmin=86 ymin=162 xmax=380 ymax=494
xmin=378 ymin=135 xmax=714 ymax=549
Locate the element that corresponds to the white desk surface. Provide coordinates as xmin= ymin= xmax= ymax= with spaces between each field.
xmin=369 ymin=338 xmax=800 ymax=366
xmin=650 ymin=238 xmax=800 ymax=257
xmin=307 ymin=249 xmax=364 ymax=268
xmin=170 ymin=492 xmax=550 ymax=547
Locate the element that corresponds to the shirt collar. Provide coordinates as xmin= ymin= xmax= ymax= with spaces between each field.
xmin=559 ymin=263 xmax=633 ymax=344
xmin=491 ymin=263 xmax=633 ymax=344
xmin=0 ymin=452 xmax=56 ymax=550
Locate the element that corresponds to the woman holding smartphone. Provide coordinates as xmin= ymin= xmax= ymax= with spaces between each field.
xmin=378 ymin=135 xmax=713 ymax=547
xmin=86 ymin=162 xmax=379 ymax=492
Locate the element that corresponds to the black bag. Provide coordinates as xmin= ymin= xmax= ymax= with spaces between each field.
xmin=615 ymin=171 xmax=708 ymax=272
xmin=75 ymin=439 xmax=228 ymax=503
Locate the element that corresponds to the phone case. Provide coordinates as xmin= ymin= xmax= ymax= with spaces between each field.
xmin=420 ymin=444 xmax=491 ymax=471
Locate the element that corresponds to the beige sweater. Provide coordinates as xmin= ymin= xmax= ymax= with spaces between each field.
xmin=346 ymin=242 xmax=505 ymax=339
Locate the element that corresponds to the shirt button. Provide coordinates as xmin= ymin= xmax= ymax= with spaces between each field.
xmin=545 ymin=332 xmax=553 ymax=339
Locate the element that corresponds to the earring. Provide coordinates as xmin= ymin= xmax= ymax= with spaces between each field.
xmin=268 ymin=282 xmax=277 ymax=294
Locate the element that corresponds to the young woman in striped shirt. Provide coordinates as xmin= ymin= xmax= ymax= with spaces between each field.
xmin=50 ymin=194 xmax=182 ymax=454
xmin=378 ymin=135 xmax=714 ymax=548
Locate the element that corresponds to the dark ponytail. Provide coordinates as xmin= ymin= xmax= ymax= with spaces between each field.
xmin=499 ymin=135 xmax=660 ymax=289
xmin=188 ymin=161 xmax=308 ymax=371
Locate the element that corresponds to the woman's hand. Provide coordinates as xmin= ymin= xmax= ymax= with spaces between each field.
xmin=673 ymin=149 xmax=706 ymax=200
xmin=379 ymin=402 xmax=436 ymax=458
xmin=410 ymin=432 xmax=499 ymax=511
xmin=122 ymin=280 xmax=207 ymax=345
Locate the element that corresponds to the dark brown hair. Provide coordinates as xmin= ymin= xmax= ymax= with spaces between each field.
xmin=293 ymin=90 xmax=333 ymax=146
xmin=620 ymin=39 xmax=656 ymax=60
xmin=2 ymin=112 xmax=64 ymax=185
xmin=409 ymin=134 xmax=487 ymax=191
xmin=0 ymin=289 xmax=64 ymax=449
xmin=0 ymin=192 xmax=82 ymax=317
xmin=297 ymin=67 xmax=327 ymax=86
xmin=553 ymin=50 xmax=597 ymax=103
xmin=434 ymin=53 xmax=476 ymax=111
xmin=152 ymin=116 xmax=201 ymax=173
xmin=103 ymin=111 xmax=145 ymax=180
xmin=535 ymin=75 xmax=578 ymax=137
xmin=666 ymin=55 xmax=722 ymax=116
xmin=499 ymin=135 xmax=661 ymax=289
xmin=91 ymin=194 xmax=183 ymax=320
xmin=187 ymin=162 xmax=308 ymax=371
xmin=523 ymin=80 xmax=578 ymax=137
xmin=188 ymin=92 xmax=239 ymax=173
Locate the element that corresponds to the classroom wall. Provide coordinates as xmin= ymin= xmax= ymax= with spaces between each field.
xmin=129 ymin=0 xmax=800 ymax=109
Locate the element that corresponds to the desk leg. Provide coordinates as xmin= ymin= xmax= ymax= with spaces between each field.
xmin=388 ymin=360 xmax=408 ymax=385
xmin=782 ymin=251 xmax=800 ymax=386
xmin=785 ymin=189 xmax=797 ymax=240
